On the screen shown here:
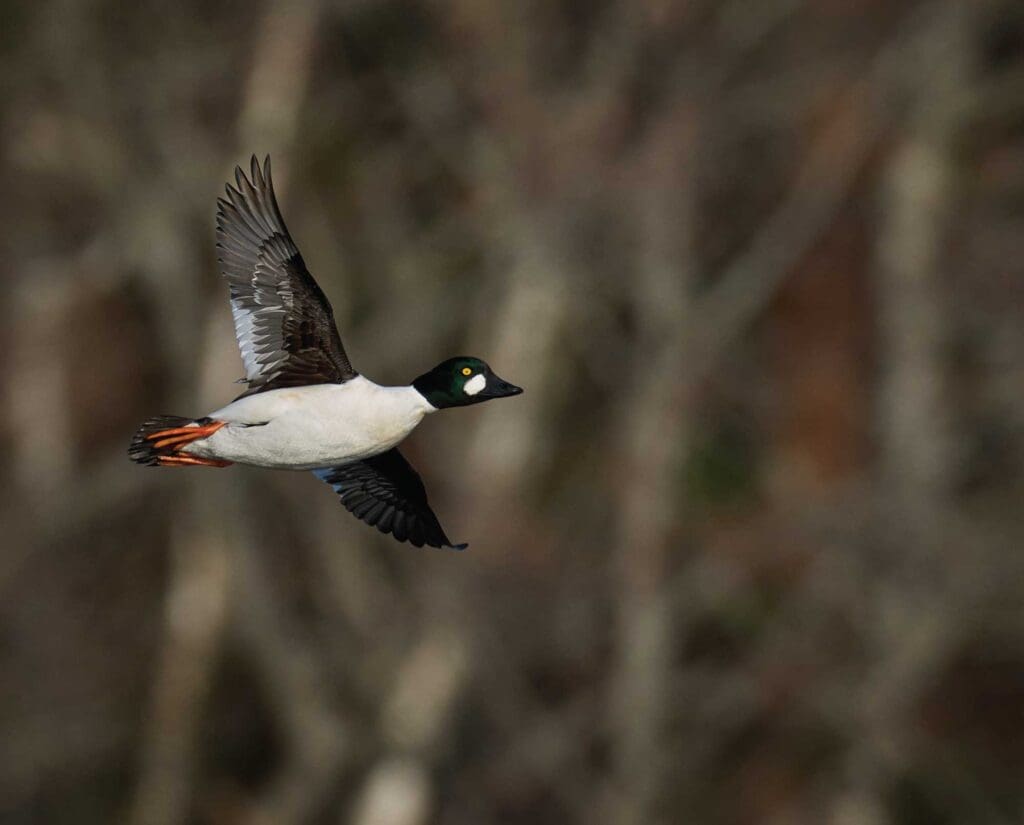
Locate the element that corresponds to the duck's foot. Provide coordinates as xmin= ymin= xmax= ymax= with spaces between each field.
xmin=157 ymin=454 xmax=233 ymax=468
xmin=146 ymin=419 xmax=228 ymax=450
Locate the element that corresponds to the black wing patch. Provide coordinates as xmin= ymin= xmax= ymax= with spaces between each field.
xmin=314 ymin=449 xmax=467 ymax=550
xmin=217 ymin=155 xmax=357 ymax=395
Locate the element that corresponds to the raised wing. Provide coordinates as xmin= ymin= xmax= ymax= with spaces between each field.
xmin=314 ymin=450 xmax=467 ymax=550
xmin=216 ymin=155 xmax=356 ymax=395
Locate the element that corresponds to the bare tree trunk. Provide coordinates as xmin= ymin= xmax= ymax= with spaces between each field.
xmin=9 ymin=277 xmax=75 ymax=507
xmin=837 ymin=4 xmax=975 ymax=820
xmin=128 ymin=190 xmax=226 ymax=825
xmin=127 ymin=499 xmax=233 ymax=825
xmin=608 ymin=116 xmax=694 ymax=825
xmin=875 ymin=12 xmax=964 ymax=510
xmin=129 ymin=4 xmax=324 ymax=823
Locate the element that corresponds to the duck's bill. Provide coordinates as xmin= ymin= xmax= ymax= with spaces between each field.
xmin=481 ymin=375 xmax=523 ymax=399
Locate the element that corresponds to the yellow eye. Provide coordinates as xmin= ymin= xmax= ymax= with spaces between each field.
xmin=461 ymin=367 xmax=472 ymax=376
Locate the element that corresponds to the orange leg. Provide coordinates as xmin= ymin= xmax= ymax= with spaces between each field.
xmin=144 ymin=426 xmax=200 ymax=440
xmin=157 ymin=454 xmax=233 ymax=468
xmin=146 ymin=419 xmax=228 ymax=450
xmin=153 ymin=433 xmax=205 ymax=449
xmin=145 ymin=420 xmax=231 ymax=468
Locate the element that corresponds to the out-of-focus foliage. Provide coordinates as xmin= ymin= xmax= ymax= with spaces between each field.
xmin=2 ymin=1 xmax=1024 ymax=824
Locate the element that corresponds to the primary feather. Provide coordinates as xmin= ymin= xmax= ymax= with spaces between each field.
xmin=216 ymin=155 xmax=356 ymax=395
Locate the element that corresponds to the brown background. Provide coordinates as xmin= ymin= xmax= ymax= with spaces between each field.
xmin=3 ymin=1 xmax=1024 ymax=823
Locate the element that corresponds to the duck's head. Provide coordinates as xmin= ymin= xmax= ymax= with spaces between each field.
xmin=413 ymin=357 xmax=523 ymax=409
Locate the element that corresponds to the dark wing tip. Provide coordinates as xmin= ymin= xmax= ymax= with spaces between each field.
xmin=222 ymin=183 xmax=242 ymax=206
xmin=235 ymin=154 xmax=272 ymax=192
xmin=314 ymin=455 xmax=468 ymax=551
xmin=431 ymin=522 xmax=467 ymax=550
xmin=426 ymin=526 xmax=467 ymax=551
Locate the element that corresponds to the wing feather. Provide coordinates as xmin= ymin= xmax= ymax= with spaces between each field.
xmin=314 ymin=450 xmax=467 ymax=550
xmin=216 ymin=155 xmax=356 ymax=395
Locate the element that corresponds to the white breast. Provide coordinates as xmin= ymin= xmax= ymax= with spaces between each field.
xmin=186 ymin=377 xmax=435 ymax=469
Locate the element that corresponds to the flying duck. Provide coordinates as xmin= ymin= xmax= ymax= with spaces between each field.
xmin=129 ymin=156 xmax=522 ymax=550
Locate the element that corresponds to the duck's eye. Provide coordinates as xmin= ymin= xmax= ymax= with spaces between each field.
xmin=461 ymin=367 xmax=472 ymax=376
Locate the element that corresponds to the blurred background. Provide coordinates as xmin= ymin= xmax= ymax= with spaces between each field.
xmin=3 ymin=0 xmax=1024 ymax=823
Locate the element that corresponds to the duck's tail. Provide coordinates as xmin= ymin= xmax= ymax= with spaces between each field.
xmin=128 ymin=416 xmax=232 ymax=468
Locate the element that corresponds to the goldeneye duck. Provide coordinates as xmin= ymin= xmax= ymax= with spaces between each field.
xmin=129 ymin=156 xmax=522 ymax=550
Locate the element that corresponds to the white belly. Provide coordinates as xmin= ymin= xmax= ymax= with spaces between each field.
xmin=184 ymin=378 xmax=434 ymax=470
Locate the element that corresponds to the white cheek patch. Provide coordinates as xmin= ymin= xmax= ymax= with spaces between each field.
xmin=464 ymin=373 xmax=487 ymax=396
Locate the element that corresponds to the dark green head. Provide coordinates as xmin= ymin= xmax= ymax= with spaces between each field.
xmin=413 ymin=357 xmax=523 ymax=409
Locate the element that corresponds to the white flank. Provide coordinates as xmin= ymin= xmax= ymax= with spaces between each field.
xmin=184 ymin=376 xmax=437 ymax=470
xmin=464 ymin=373 xmax=486 ymax=396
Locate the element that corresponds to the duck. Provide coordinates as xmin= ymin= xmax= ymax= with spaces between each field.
xmin=129 ymin=155 xmax=522 ymax=550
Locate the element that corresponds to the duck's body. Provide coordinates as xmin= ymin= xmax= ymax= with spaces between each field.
xmin=129 ymin=155 xmax=521 ymax=550
xmin=186 ymin=378 xmax=436 ymax=470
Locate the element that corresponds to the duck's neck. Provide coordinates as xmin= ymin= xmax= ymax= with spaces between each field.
xmin=401 ymin=383 xmax=439 ymax=414
xmin=411 ymin=374 xmax=460 ymax=410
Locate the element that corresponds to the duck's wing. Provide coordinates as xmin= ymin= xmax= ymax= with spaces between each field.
xmin=314 ymin=449 xmax=467 ymax=550
xmin=217 ymin=155 xmax=356 ymax=396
